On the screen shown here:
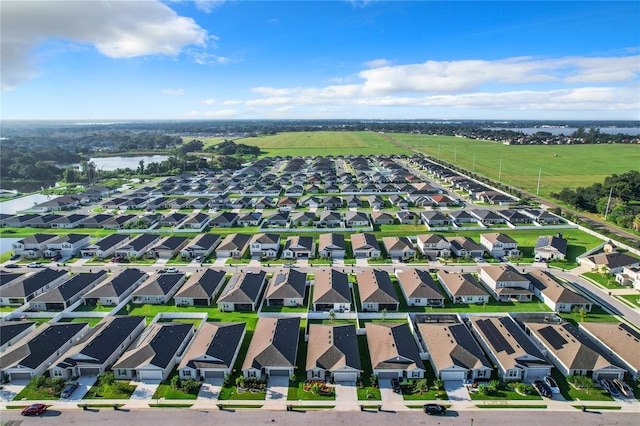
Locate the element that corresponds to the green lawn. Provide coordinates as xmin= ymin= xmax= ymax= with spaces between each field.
xmin=238 ymin=131 xmax=413 ymax=157
xmin=392 ymin=133 xmax=640 ymax=198
xmin=152 ymin=370 xmax=199 ymax=400
xmin=57 ymin=317 xmax=104 ymax=327
xmin=14 ymin=380 xmax=61 ymax=401
xmin=582 ymin=272 xmax=626 ymax=289
xmin=559 ymin=305 xmax=620 ymax=326
xmin=551 ymin=369 xmax=614 ymax=402
xmin=356 ymin=335 xmax=381 ymax=400
xmin=469 ymin=383 xmax=543 ymax=401
xmin=84 ymin=379 xmax=136 ymax=399
xmin=617 ymin=294 xmax=640 ymax=308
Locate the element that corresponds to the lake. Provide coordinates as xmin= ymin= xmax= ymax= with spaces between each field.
xmin=90 ymin=155 xmax=169 ymax=171
xmin=0 ymin=238 xmax=20 ymax=255
xmin=0 ymin=193 xmax=51 ymax=214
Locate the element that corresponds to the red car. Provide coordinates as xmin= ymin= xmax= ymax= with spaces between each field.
xmin=21 ymin=403 xmax=47 ymax=416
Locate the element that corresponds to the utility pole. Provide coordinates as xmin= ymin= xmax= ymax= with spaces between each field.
xmin=604 ymin=187 xmax=613 ymax=220
xmin=536 ymin=168 xmax=542 ymax=195
xmin=498 ymin=159 xmax=502 ymax=181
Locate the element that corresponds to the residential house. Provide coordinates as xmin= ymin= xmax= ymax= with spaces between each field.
xmin=114 ymin=234 xmax=160 ymax=259
xmin=396 ymin=268 xmax=445 ymax=307
xmin=470 ymin=210 xmax=506 ymax=225
xmin=29 ymin=271 xmax=107 ymax=311
xmin=174 ymin=269 xmax=226 ymax=307
xmin=312 ymin=268 xmax=351 ymax=312
xmin=11 ymin=234 xmax=59 ymax=259
xmin=180 ymin=234 xmax=221 ymax=259
xmin=449 ymin=210 xmax=477 ymax=225
xmin=237 ymin=212 xmax=262 ymax=227
xmin=615 ymin=266 xmax=640 ymax=289
xmin=396 ymin=210 xmax=418 ymax=225
xmin=178 ymin=322 xmax=246 ymax=380
xmin=497 ymin=210 xmax=531 ymax=224
xmin=415 ymin=314 xmax=492 ymax=381
xmin=382 ymin=236 xmax=416 ymax=260
xmin=480 ymin=233 xmax=521 ymax=258
xmin=80 ymin=234 xmax=131 ymax=259
xmin=437 ymin=271 xmax=489 ymax=305
xmin=277 ymin=197 xmax=298 ymax=211
xmin=0 ymin=322 xmax=36 ymax=353
xmin=145 ymin=197 xmax=170 ymax=211
xmin=49 ymin=316 xmax=146 ymax=379
xmin=357 ymin=269 xmax=399 ymax=312
xmin=389 ymin=195 xmax=409 ymax=208
xmin=148 ymin=236 xmax=190 ymax=259
xmin=479 ymin=265 xmax=533 ymax=302
xmin=0 ymin=268 xmax=69 ymax=306
xmin=217 ymin=271 xmax=267 ymax=312
xmin=416 ymin=234 xmax=451 ymax=259
xmin=366 ymin=195 xmax=385 ymax=209
xmin=522 ymin=209 xmax=563 ymax=224
xmin=263 ymin=211 xmax=290 ymax=227
xmin=82 ymin=268 xmax=148 ymax=307
xmin=421 ymin=211 xmax=450 ymax=228
xmin=365 ymin=322 xmax=425 ymax=380
xmin=429 ymin=194 xmax=453 ymax=207
xmin=351 ymin=233 xmax=381 ymax=258
xmin=131 ymin=272 xmax=186 ymax=305
xmin=50 ymin=213 xmax=90 ymax=229
xmin=182 ymin=213 xmax=210 ymax=229
xmin=265 ymin=269 xmax=307 ymax=307
xmin=290 ymin=212 xmax=317 ymax=227
xmin=534 ymin=234 xmax=568 ymax=261
xmin=370 ymin=211 xmax=395 ymax=225
xmin=249 ymin=233 xmax=281 ymax=258
xmin=81 ymin=213 xmax=113 ymax=229
xmin=318 ymin=233 xmax=346 ymax=259
xmin=113 ymin=322 xmax=194 ymax=381
xmin=157 ymin=212 xmax=188 ymax=228
xmin=528 ymin=269 xmax=592 ymax=312
xmin=344 ymin=211 xmax=369 ymax=227
xmin=215 ymin=233 xmax=251 ymax=259
xmin=317 ymin=211 xmax=342 ymax=227
xmin=43 ymin=233 xmax=91 ymax=259
xmin=525 ymin=322 xmax=625 ymax=381
xmin=447 ymin=236 xmax=486 ymax=259
xmin=580 ymin=322 xmax=640 ymax=380
xmin=209 ymin=212 xmax=238 ymax=228
xmin=306 ymin=324 xmax=361 ymax=382
xmin=242 ymin=317 xmax=300 ymax=380
xmin=579 ymin=251 xmax=640 ymax=274
xmin=101 ymin=214 xmax=138 ymax=230
xmin=0 ymin=322 xmax=89 ymax=381
xmin=469 ymin=316 xmax=552 ymax=381
xmin=282 ymin=236 xmax=315 ymax=259
xmin=345 ymin=195 xmax=362 ymax=208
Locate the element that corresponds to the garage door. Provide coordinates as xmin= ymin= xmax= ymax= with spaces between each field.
xmin=204 ymin=370 xmax=225 ymax=378
xmin=333 ymin=372 xmax=357 ymax=382
xmin=596 ymin=372 xmax=622 ymax=381
xmin=441 ymin=370 xmax=466 ymax=381
xmin=79 ymin=367 xmax=101 ymax=376
xmin=138 ymin=370 xmax=163 ymax=381
xmin=10 ymin=372 xmax=33 ymax=381
xmin=377 ymin=372 xmax=398 ymax=379
xmin=269 ymin=369 xmax=290 ymax=376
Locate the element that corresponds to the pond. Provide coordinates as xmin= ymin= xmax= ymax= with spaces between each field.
xmin=0 ymin=193 xmax=52 ymax=214
xmin=0 ymin=238 xmax=20 ymax=255
xmin=90 ymin=155 xmax=169 ymax=171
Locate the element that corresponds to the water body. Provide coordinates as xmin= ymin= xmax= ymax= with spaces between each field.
xmin=0 ymin=193 xmax=51 ymax=214
xmin=90 ymin=155 xmax=169 ymax=171
xmin=488 ymin=127 xmax=640 ymax=136
xmin=0 ymin=238 xmax=20 ymax=255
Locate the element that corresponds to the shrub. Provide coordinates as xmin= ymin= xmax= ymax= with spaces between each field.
xmin=33 ymin=376 xmax=47 ymax=389
xmin=478 ymin=384 xmax=490 ymax=396
xmin=170 ymin=375 xmax=181 ymax=390
xmin=100 ymin=372 xmax=116 ymax=386
xmin=515 ymin=382 xmax=527 ymax=395
xmin=489 ymin=379 xmax=501 ymax=391
xmin=181 ymin=378 xmax=201 ymax=393
xmin=432 ymin=379 xmax=443 ymax=390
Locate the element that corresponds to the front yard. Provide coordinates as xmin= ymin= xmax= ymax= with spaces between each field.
xmin=84 ymin=373 xmax=136 ymax=399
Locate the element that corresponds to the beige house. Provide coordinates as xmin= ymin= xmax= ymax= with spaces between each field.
xmin=306 ymin=324 xmax=361 ymax=382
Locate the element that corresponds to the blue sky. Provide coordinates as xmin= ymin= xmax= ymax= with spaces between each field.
xmin=2 ymin=1 xmax=639 ymax=120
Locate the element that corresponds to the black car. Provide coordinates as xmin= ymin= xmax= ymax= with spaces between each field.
xmin=391 ymin=378 xmax=401 ymax=393
xmin=534 ymin=380 xmax=552 ymax=398
xmin=423 ymin=404 xmax=447 ymax=415
xmin=5 ymin=263 xmax=20 ymax=269
xmin=61 ymin=382 xmax=79 ymax=398
xmin=9 ymin=254 xmax=20 ymax=261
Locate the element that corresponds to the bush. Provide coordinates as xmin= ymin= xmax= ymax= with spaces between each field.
xmin=489 ymin=379 xmax=501 ymax=391
xmin=515 ymin=382 xmax=527 ymax=395
xmin=171 ymin=375 xmax=181 ymax=390
xmin=181 ymin=378 xmax=201 ymax=393
xmin=432 ymin=379 xmax=443 ymax=390
xmin=100 ymin=372 xmax=116 ymax=386
xmin=33 ymin=376 xmax=47 ymax=389
xmin=477 ymin=384 xmax=490 ymax=396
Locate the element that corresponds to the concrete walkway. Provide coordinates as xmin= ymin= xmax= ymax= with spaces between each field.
xmin=265 ymin=376 xmax=289 ymax=402
xmin=130 ymin=380 xmax=160 ymax=400
xmin=444 ymin=380 xmax=471 ymax=402
xmin=197 ymin=378 xmax=223 ymax=400
xmin=334 ymin=381 xmax=358 ymax=404
xmin=0 ymin=379 xmax=29 ymax=402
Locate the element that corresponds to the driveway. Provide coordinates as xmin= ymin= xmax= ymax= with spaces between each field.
xmin=379 ymin=379 xmax=404 ymax=402
xmin=355 ymin=258 xmax=369 ymax=267
xmin=444 ymin=380 xmax=471 ymax=401
xmin=334 ymin=381 xmax=358 ymax=402
xmin=0 ymin=379 xmax=29 ymax=402
xmin=64 ymin=375 xmax=98 ymax=401
xmin=213 ymin=256 xmax=228 ymax=267
xmin=197 ymin=377 xmax=223 ymax=400
xmin=266 ymin=376 xmax=289 ymax=401
xmin=130 ymin=380 xmax=161 ymax=400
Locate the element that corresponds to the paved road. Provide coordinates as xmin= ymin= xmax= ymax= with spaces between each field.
xmin=3 ymin=407 xmax=638 ymax=426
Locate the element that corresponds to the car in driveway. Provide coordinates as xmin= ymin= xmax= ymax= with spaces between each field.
xmin=9 ymin=254 xmax=21 ymax=261
xmin=600 ymin=379 xmax=620 ymax=397
xmin=21 ymin=403 xmax=47 ymax=416
xmin=423 ymin=404 xmax=447 ymax=415
xmin=543 ymin=376 xmax=560 ymax=394
xmin=533 ymin=380 xmax=552 ymax=398
xmin=61 ymin=382 xmax=79 ymax=398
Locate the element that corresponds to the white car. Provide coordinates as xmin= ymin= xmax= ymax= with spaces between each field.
xmin=166 ymin=267 xmax=179 ymax=273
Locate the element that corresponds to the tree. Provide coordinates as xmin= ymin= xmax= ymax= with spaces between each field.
xmin=170 ymin=375 xmax=181 ymax=390
xmin=96 ymin=299 xmax=102 ymax=311
xmin=415 ymin=379 xmax=429 ymax=394
xmin=381 ymin=308 xmax=388 ymax=322
xmin=489 ymin=379 xmax=501 ymax=392
xmin=477 ymin=384 xmax=489 ymax=396
xmin=432 ymin=378 xmax=443 ymax=390
xmin=328 ymin=309 xmax=336 ymax=322
xmin=137 ymin=160 xmax=145 ymax=175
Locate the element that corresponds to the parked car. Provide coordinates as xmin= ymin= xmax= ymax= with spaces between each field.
xmin=533 ymin=380 xmax=551 ymax=398
xmin=391 ymin=378 xmax=401 ymax=393
xmin=110 ymin=255 xmax=125 ymax=263
xmin=543 ymin=376 xmax=560 ymax=394
xmin=61 ymin=382 xmax=79 ymax=398
xmin=5 ymin=263 xmax=20 ymax=269
xmin=423 ymin=404 xmax=447 ymax=415
xmin=27 ymin=262 xmax=42 ymax=268
xmin=283 ymin=263 xmax=294 ymax=268
xmin=166 ymin=267 xmax=179 ymax=273
xmin=600 ymin=379 xmax=619 ymax=397
xmin=613 ymin=379 xmax=633 ymax=397
xmin=52 ymin=254 xmax=63 ymax=262
xmin=21 ymin=403 xmax=47 ymax=416
xmin=9 ymin=254 xmax=20 ymax=261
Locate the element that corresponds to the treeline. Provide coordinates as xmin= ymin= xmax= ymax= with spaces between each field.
xmin=552 ymin=171 xmax=640 ymax=231
xmin=204 ymin=140 xmax=261 ymax=156
xmin=0 ymin=145 xmax=82 ymax=181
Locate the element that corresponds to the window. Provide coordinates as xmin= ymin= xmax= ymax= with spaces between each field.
xmin=414 ymin=298 xmax=421 ymax=303
xmin=51 ymin=370 xmax=63 ymax=377
xmin=184 ymin=370 xmax=191 ymax=377
xmin=411 ymin=371 xmax=421 ymax=378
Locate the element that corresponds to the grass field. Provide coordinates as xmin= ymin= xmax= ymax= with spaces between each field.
xmin=390 ymin=133 xmax=640 ymax=198
xmin=235 ymin=131 xmax=413 ymax=157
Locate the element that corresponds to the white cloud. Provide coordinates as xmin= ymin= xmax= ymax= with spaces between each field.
xmin=1 ymin=0 xmax=208 ymax=90
xmin=201 ymin=99 xmax=218 ymax=105
xmin=190 ymin=51 xmax=237 ymax=65
xmin=203 ymin=109 xmax=239 ymax=117
xmin=193 ymin=0 xmax=226 ymax=13
xmin=363 ymin=58 xmax=393 ymax=69
xmin=161 ymin=89 xmax=185 ymax=96
xmin=222 ymin=100 xmax=243 ymax=105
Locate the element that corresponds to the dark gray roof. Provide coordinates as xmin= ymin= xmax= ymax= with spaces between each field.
xmin=125 ymin=234 xmax=160 ymax=251
xmin=0 ymin=322 xmax=87 ymax=370
xmin=218 ymin=271 xmax=266 ymax=304
xmin=187 ymin=233 xmax=221 ymax=250
xmin=0 ymin=321 xmax=35 ymax=347
xmin=84 ymin=268 xmax=146 ymax=298
xmin=535 ymin=235 xmax=568 ymax=254
xmin=175 ymin=269 xmax=226 ymax=299
xmin=114 ymin=323 xmax=193 ymax=370
xmin=244 ymin=317 xmax=300 ymax=370
xmin=266 ymin=269 xmax=307 ymax=300
xmin=0 ymin=272 xmax=24 ymax=287
xmin=134 ymin=273 xmax=185 ymax=296
xmin=153 ymin=236 xmax=189 ymax=251
xmin=93 ymin=234 xmax=130 ymax=251
xmin=0 ymin=268 xmax=67 ymax=298
xmin=181 ymin=322 xmax=246 ymax=370
xmin=30 ymin=271 xmax=106 ymax=304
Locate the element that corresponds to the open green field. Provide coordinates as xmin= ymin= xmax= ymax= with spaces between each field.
xmin=236 ymin=131 xmax=413 ymax=157
xmin=390 ymin=133 xmax=640 ymax=198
